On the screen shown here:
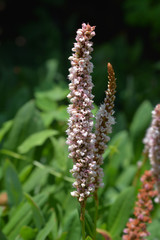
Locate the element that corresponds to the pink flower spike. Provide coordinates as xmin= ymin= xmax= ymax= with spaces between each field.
xmin=66 ymin=23 xmax=96 ymax=202
xmin=122 ymin=170 xmax=157 ymax=240
xmin=143 ymin=104 xmax=160 ymax=202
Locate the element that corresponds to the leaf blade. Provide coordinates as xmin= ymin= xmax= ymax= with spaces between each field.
xmin=24 ymin=193 xmax=45 ymax=230
xmin=108 ymin=186 xmax=135 ymax=237
xmin=4 ymin=160 xmax=23 ymax=206
xmin=18 ymin=129 xmax=58 ymax=154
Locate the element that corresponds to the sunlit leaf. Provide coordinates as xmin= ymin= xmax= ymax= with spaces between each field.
xmin=0 ymin=120 xmax=13 ymax=143
xmin=25 ymin=193 xmax=45 ymax=230
xmin=147 ymin=219 xmax=160 ymax=239
xmin=0 ymin=230 xmax=7 ymax=240
xmin=4 ymin=160 xmax=23 ymax=206
xmin=35 ymin=211 xmax=57 ymax=240
xmin=18 ymin=129 xmax=58 ymax=154
xmin=108 ymin=187 xmax=135 ymax=237
xmin=130 ymin=100 xmax=152 ymax=160
xmin=3 ymin=187 xmax=56 ymax=239
xmin=4 ymin=101 xmax=44 ymax=151
xmin=19 ymin=226 xmax=37 ymax=240
xmin=63 ymin=209 xmax=81 ymax=240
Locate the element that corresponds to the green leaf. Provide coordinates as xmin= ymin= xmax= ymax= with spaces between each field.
xmin=108 ymin=131 xmax=133 ymax=168
xmin=19 ymin=226 xmax=37 ymax=240
xmin=45 ymin=59 xmax=58 ymax=84
xmin=3 ymin=187 xmax=57 ymax=239
xmin=85 ymin=211 xmax=94 ymax=238
xmin=18 ymin=129 xmax=58 ymax=154
xmin=41 ymin=106 xmax=68 ymax=126
xmin=33 ymin=161 xmax=74 ymax=183
xmin=130 ymin=100 xmax=153 ymax=159
xmin=24 ymin=193 xmax=44 ymax=230
xmin=51 ymin=137 xmax=68 ymax=171
xmin=0 ymin=120 xmax=13 ymax=143
xmin=130 ymin=100 xmax=153 ymax=137
xmin=19 ymin=165 xmax=33 ymax=183
xmin=85 ymin=236 xmax=92 ymax=240
xmin=23 ymin=168 xmax=48 ymax=193
xmin=35 ymin=94 xmax=57 ymax=112
xmin=0 ymin=230 xmax=7 ymax=240
xmin=0 ymin=149 xmax=28 ymax=161
xmin=108 ymin=186 xmax=135 ymax=237
xmin=57 ymin=232 xmax=67 ymax=240
xmin=35 ymin=212 xmax=57 ymax=240
xmin=104 ymin=131 xmax=133 ymax=186
xmin=35 ymin=87 xmax=69 ymax=102
xmin=46 ymin=87 xmax=69 ymax=101
xmin=115 ymin=165 xmax=137 ymax=190
xmin=147 ymin=219 xmax=160 ymax=239
xmin=4 ymin=160 xmax=23 ymax=206
xmin=63 ymin=209 xmax=81 ymax=240
xmin=4 ymin=101 xmax=44 ymax=151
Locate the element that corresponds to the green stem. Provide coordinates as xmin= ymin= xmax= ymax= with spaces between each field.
xmin=80 ymin=200 xmax=86 ymax=240
xmin=93 ymin=191 xmax=99 ymax=240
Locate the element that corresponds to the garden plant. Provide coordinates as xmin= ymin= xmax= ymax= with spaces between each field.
xmin=0 ymin=22 xmax=160 ymax=240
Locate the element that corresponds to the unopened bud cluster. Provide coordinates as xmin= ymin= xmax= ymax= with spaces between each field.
xmin=93 ymin=63 xmax=116 ymax=189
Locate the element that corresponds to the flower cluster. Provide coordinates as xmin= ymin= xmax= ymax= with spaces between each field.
xmin=143 ymin=104 xmax=160 ymax=202
xmin=66 ymin=23 xmax=116 ymax=202
xmin=93 ymin=63 xmax=116 ymax=189
xmin=122 ymin=170 xmax=157 ymax=240
xmin=66 ymin=23 xmax=96 ymax=202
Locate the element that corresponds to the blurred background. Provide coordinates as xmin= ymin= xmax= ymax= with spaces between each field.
xmin=0 ymin=0 xmax=160 ymax=127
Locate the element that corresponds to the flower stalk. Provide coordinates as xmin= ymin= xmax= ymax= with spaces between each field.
xmin=80 ymin=200 xmax=86 ymax=240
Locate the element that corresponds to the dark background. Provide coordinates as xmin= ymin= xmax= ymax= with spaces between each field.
xmin=1 ymin=0 xmax=160 ymax=126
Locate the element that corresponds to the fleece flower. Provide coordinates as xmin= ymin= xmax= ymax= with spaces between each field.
xmin=123 ymin=170 xmax=157 ymax=240
xmin=66 ymin=23 xmax=96 ymax=202
xmin=143 ymin=104 xmax=160 ymax=202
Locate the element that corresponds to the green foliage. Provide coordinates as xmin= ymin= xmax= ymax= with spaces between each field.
xmin=130 ymin=100 xmax=153 ymax=160
xmin=0 ymin=94 xmax=158 ymax=240
xmin=19 ymin=226 xmax=37 ymax=240
xmin=35 ymin=212 xmax=57 ymax=240
xmin=18 ymin=130 xmax=58 ymax=154
xmin=1 ymin=1 xmax=160 ymax=237
xmin=24 ymin=193 xmax=45 ymax=230
xmin=107 ymin=187 xmax=135 ymax=238
xmin=4 ymin=160 xmax=23 ymax=206
xmin=147 ymin=219 xmax=160 ymax=239
xmin=3 ymin=101 xmax=44 ymax=151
